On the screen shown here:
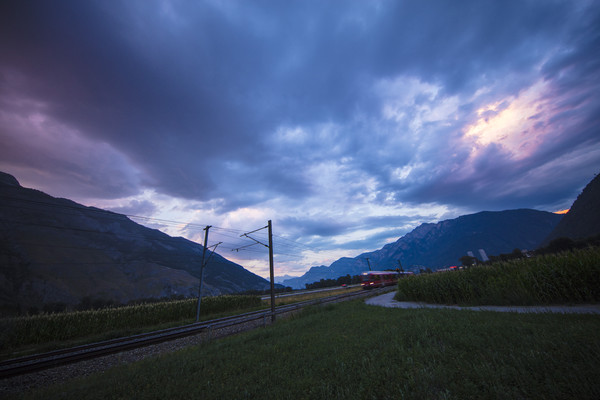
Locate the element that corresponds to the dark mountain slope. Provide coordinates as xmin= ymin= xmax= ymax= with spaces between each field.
xmin=0 ymin=172 xmax=269 ymax=314
xmin=541 ymin=173 xmax=600 ymax=246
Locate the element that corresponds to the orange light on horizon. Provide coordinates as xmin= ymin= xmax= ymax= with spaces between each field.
xmin=554 ymin=209 xmax=569 ymax=215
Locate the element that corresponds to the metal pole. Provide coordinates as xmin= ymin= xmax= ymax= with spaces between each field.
xmin=196 ymin=225 xmax=211 ymax=322
xmin=268 ymin=220 xmax=276 ymax=322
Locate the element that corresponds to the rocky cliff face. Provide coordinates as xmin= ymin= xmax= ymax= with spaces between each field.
xmin=283 ymin=209 xmax=562 ymax=289
xmin=0 ymin=172 xmax=270 ymax=314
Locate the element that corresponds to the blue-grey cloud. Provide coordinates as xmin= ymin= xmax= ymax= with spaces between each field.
xmin=1 ymin=0 xmax=599 ymax=276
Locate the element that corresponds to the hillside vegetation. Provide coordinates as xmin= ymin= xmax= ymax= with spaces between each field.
xmin=396 ymin=247 xmax=600 ymax=306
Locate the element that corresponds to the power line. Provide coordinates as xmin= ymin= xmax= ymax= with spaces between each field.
xmin=1 ymin=193 xmax=323 ymax=252
xmin=0 ymin=196 xmax=321 ymax=262
xmin=6 ymin=192 xmax=321 ymax=253
xmin=2 ymin=219 xmax=306 ymax=260
xmin=232 ymin=221 xmax=276 ymax=321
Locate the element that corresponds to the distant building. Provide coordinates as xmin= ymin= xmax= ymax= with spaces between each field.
xmin=478 ymin=249 xmax=489 ymax=262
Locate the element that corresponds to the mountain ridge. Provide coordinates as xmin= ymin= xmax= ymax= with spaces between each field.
xmin=0 ymin=172 xmax=270 ymax=314
xmin=283 ymin=209 xmax=563 ymax=289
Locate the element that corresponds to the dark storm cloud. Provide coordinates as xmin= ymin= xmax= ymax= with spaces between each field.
xmin=108 ymin=199 xmax=158 ymax=217
xmin=1 ymin=0 xmax=599 ymax=274
xmin=3 ymin=0 xmax=585 ymax=202
xmin=1 ymin=0 xmax=264 ymax=199
xmin=279 ymin=216 xmax=353 ymax=239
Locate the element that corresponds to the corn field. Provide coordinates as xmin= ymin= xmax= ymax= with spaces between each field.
xmin=396 ymin=247 xmax=600 ymax=306
xmin=0 ymin=295 xmax=261 ymax=351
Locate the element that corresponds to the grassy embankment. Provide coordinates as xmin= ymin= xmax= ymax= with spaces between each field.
xmin=7 ymin=248 xmax=600 ymax=399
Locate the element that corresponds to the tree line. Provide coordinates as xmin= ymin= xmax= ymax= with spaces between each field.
xmin=305 ymin=274 xmax=363 ymax=289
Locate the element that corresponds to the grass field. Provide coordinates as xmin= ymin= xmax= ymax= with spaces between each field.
xmin=12 ymin=300 xmax=600 ymax=400
xmin=270 ymin=286 xmax=362 ymax=306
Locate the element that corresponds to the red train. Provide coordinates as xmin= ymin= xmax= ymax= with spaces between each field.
xmin=360 ymin=271 xmax=398 ymax=289
xmin=360 ymin=270 xmax=414 ymax=289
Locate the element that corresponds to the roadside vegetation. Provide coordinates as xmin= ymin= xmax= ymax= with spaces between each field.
xmin=0 ymin=287 xmax=360 ymax=360
xmin=396 ymin=246 xmax=600 ymax=306
xmin=0 ymin=295 xmax=262 ymax=359
xmin=13 ymin=300 xmax=600 ymax=400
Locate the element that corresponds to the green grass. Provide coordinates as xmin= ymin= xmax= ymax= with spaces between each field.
xmin=12 ymin=300 xmax=600 ymax=400
xmin=396 ymin=247 xmax=600 ymax=306
xmin=271 ymin=286 xmax=362 ymax=306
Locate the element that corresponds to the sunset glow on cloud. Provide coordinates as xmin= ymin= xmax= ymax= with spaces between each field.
xmin=464 ymin=81 xmax=552 ymax=159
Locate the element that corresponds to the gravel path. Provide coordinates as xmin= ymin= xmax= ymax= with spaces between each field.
xmin=366 ymin=291 xmax=600 ymax=314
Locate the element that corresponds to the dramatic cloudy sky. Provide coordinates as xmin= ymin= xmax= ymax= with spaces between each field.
xmin=1 ymin=0 xmax=599 ymax=278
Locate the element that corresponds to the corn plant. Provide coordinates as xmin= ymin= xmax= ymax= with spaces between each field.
xmin=396 ymin=247 xmax=600 ymax=306
xmin=0 ymin=295 xmax=261 ymax=351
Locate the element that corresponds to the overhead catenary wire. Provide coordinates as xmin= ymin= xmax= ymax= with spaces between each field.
xmin=1 ymin=193 xmax=321 ymax=253
xmin=1 ymin=206 xmax=318 ymax=263
xmin=0 ymin=195 xmax=321 ymax=263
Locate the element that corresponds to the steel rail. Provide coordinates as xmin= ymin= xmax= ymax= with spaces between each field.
xmin=1 ymin=287 xmax=389 ymax=379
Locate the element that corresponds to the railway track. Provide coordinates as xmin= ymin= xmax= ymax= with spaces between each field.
xmin=1 ymin=287 xmax=389 ymax=379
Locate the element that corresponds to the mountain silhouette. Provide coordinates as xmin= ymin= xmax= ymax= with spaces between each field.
xmin=283 ymin=209 xmax=562 ymax=289
xmin=0 ymin=172 xmax=270 ymax=314
xmin=541 ymin=173 xmax=600 ymax=246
